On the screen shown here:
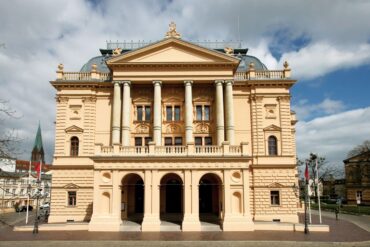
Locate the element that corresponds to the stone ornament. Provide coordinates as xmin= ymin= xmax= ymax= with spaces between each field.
xmin=112 ymin=48 xmax=122 ymax=56
xmin=224 ymin=47 xmax=234 ymax=56
xmin=165 ymin=21 xmax=181 ymax=39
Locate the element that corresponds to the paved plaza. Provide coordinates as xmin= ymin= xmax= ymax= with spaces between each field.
xmin=0 ymin=211 xmax=369 ymax=246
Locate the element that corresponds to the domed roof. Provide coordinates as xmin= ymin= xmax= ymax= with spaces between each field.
xmin=236 ymin=55 xmax=268 ymax=72
xmin=80 ymin=56 xmax=110 ymax=73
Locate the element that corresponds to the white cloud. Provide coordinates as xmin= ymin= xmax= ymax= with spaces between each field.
xmin=296 ymin=106 xmax=370 ymax=174
xmin=0 ymin=0 xmax=370 ymax=163
xmin=292 ymin=98 xmax=346 ymax=121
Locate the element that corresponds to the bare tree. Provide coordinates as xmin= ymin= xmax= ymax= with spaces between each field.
xmin=347 ymin=140 xmax=370 ymax=158
xmin=0 ymin=100 xmax=20 ymax=158
xmin=298 ymin=154 xmax=342 ymax=198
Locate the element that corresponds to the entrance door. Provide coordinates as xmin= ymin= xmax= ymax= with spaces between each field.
xmin=166 ymin=179 xmax=181 ymax=213
xmin=135 ymin=180 xmax=144 ymax=213
xmin=199 ymin=179 xmax=213 ymax=213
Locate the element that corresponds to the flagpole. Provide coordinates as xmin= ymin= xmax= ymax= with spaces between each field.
xmin=316 ymin=159 xmax=322 ymax=224
xmin=26 ymin=160 xmax=31 ymax=224
xmin=308 ymin=183 xmax=312 ymax=224
xmin=304 ymin=160 xmax=309 ymax=234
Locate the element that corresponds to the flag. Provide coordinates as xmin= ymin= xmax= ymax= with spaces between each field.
xmin=304 ymin=160 xmax=309 ymax=182
xmin=34 ymin=161 xmax=41 ymax=180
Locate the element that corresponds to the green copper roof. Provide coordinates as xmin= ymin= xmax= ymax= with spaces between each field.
xmin=32 ymin=123 xmax=44 ymax=154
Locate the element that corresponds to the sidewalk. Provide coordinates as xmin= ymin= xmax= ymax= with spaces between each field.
xmin=311 ymin=210 xmax=370 ymax=232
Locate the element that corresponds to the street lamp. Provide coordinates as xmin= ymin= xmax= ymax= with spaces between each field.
xmin=32 ymin=180 xmax=42 ymax=234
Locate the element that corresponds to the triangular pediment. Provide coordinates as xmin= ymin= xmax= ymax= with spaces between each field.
xmin=107 ymin=38 xmax=240 ymax=65
xmin=267 ymin=182 xmax=284 ymax=188
xmin=65 ymin=125 xmax=84 ymax=133
xmin=63 ymin=183 xmax=80 ymax=189
xmin=263 ymin=124 xmax=281 ymax=131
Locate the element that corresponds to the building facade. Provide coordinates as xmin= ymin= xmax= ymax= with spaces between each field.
xmin=344 ymin=151 xmax=370 ymax=205
xmin=49 ymin=23 xmax=299 ymax=231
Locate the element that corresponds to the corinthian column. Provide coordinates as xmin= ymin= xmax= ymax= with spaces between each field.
xmin=111 ymin=81 xmax=121 ymax=144
xmin=153 ymin=81 xmax=162 ymax=145
xmin=215 ymin=80 xmax=225 ymax=145
xmin=184 ymin=81 xmax=193 ymax=144
xmin=224 ymin=80 xmax=235 ymax=145
xmin=122 ymin=81 xmax=131 ymax=146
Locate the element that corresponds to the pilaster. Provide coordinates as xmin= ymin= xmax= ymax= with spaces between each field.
xmin=182 ymin=170 xmax=201 ymax=231
xmin=224 ymin=80 xmax=235 ymax=145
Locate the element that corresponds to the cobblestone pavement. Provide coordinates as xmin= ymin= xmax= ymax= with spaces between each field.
xmin=0 ymin=213 xmax=369 ymax=246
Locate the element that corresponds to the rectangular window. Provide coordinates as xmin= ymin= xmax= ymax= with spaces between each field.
xmin=145 ymin=106 xmax=151 ymax=121
xmin=204 ymin=106 xmax=210 ymax=121
xmin=271 ymin=191 xmax=280 ymax=205
xmin=195 ymin=137 xmax=202 ymax=146
xmin=174 ymin=137 xmax=182 ymax=146
xmin=196 ymin=106 xmax=202 ymax=120
xmin=205 ymin=137 xmax=212 ymax=146
xmin=166 ymin=106 xmax=172 ymax=121
xmin=137 ymin=106 xmax=143 ymax=121
xmin=5 ymin=189 xmax=9 ymax=194
xmin=144 ymin=137 xmax=152 ymax=146
xmin=165 ymin=137 xmax=172 ymax=146
xmin=20 ymin=189 xmax=24 ymax=195
xmin=356 ymin=191 xmax=363 ymax=203
xmin=174 ymin=106 xmax=181 ymax=121
xmin=135 ymin=137 xmax=142 ymax=146
xmin=68 ymin=191 xmax=77 ymax=206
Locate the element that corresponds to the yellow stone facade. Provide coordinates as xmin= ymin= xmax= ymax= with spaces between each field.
xmin=49 ymin=26 xmax=298 ymax=232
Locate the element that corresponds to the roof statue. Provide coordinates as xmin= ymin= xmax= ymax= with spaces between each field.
xmin=224 ymin=47 xmax=234 ymax=56
xmin=165 ymin=21 xmax=181 ymax=39
xmin=112 ymin=48 xmax=122 ymax=56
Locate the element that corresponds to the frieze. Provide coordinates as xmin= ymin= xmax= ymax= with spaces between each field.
xmin=82 ymin=96 xmax=97 ymax=103
xmin=194 ymin=122 xmax=212 ymax=134
xmin=165 ymin=123 xmax=182 ymax=134
xmin=134 ymin=123 xmax=151 ymax=134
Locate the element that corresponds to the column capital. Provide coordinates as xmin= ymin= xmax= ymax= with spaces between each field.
xmin=224 ymin=80 xmax=234 ymax=86
xmin=112 ymin=80 xmax=122 ymax=85
xmin=184 ymin=80 xmax=193 ymax=86
xmin=122 ymin=80 xmax=131 ymax=86
xmin=214 ymin=80 xmax=224 ymax=85
xmin=153 ymin=80 xmax=162 ymax=86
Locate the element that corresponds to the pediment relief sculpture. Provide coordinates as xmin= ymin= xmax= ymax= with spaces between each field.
xmin=165 ymin=123 xmax=182 ymax=134
xmin=263 ymin=124 xmax=281 ymax=132
xmin=65 ymin=125 xmax=84 ymax=133
xmin=264 ymin=104 xmax=277 ymax=119
xmin=194 ymin=122 xmax=211 ymax=134
xmin=134 ymin=123 xmax=150 ymax=134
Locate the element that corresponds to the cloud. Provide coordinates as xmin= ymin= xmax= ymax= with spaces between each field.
xmin=296 ymin=106 xmax=370 ymax=174
xmin=293 ymin=98 xmax=346 ymax=121
xmin=0 ymin=0 xmax=369 ymax=163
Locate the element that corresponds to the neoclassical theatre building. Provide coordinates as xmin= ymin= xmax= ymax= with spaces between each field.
xmin=49 ymin=23 xmax=299 ymax=232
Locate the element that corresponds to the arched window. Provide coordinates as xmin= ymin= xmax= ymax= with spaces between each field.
xmin=70 ymin=136 xmax=79 ymax=156
xmin=268 ymin=136 xmax=278 ymax=155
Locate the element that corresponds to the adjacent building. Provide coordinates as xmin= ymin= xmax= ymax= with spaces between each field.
xmin=49 ymin=23 xmax=299 ymax=231
xmin=344 ymin=151 xmax=370 ymax=205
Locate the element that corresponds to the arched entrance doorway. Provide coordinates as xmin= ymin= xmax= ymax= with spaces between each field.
xmin=121 ymin=173 xmax=144 ymax=224
xmin=160 ymin=173 xmax=183 ymax=224
xmin=199 ymin=173 xmax=222 ymax=224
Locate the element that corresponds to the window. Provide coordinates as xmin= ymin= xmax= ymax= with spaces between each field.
xmin=12 ymin=189 xmax=16 ymax=195
xmin=166 ymin=105 xmax=181 ymax=121
xmin=271 ymin=191 xmax=280 ymax=205
xmin=195 ymin=137 xmax=202 ymax=146
xmin=68 ymin=191 xmax=77 ymax=206
xmin=205 ymin=137 xmax=212 ymax=146
xmin=5 ymin=189 xmax=9 ymax=194
xmin=174 ymin=137 xmax=183 ymax=146
xmin=145 ymin=106 xmax=151 ymax=121
xmin=268 ymin=136 xmax=278 ymax=156
xmin=356 ymin=191 xmax=363 ymax=203
xmin=137 ymin=106 xmax=143 ymax=121
xmin=165 ymin=137 xmax=173 ymax=146
xmin=195 ymin=105 xmax=211 ymax=121
xmin=144 ymin=137 xmax=152 ymax=146
xmin=166 ymin=106 xmax=172 ymax=121
xmin=194 ymin=136 xmax=212 ymax=146
xmin=135 ymin=137 xmax=143 ymax=147
xmin=70 ymin=136 xmax=79 ymax=156
xmin=20 ymin=189 xmax=24 ymax=195
xmin=136 ymin=105 xmax=151 ymax=121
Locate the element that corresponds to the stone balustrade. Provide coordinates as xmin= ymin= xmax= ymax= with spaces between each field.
xmin=94 ymin=142 xmax=249 ymax=157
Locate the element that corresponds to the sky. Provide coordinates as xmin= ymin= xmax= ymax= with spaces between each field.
xmin=0 ymin=0 xmax=369 ymax=174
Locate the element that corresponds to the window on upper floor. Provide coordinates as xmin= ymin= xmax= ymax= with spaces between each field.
xmin=164 ymin=137 xmax=182 ymax=146
xmin=195 ymin=105 xmax=211 ymax=121
xmin=268 ymin=136 xmax=278 ymax=156
xmin=135 ymin=136 xmax=152 ymax=146
xmin=70 ymin=136 xmax=79 ymax=156
xmin=136 ymin=105 xmax=151 ymax=122
xmin=166 ymin=105 xmax=181 ymax=121
xmin=174 ymin=137 xmax=183 ymax=146
xmin=270 ymin=190 xmax=280 ymax=205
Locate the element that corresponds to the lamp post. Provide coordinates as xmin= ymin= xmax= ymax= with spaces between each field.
xmin=32 ymin=180 xmax=42 ymax=234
